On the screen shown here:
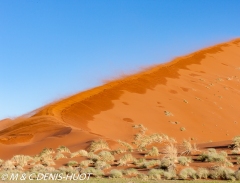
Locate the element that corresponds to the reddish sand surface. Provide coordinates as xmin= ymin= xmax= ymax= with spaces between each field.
xmin=0 ymin=38 xmax=240 ymax=159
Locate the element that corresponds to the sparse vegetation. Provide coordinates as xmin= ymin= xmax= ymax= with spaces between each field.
xmin=2 ymin=127 xmax=240 ymax=181
xmin=66 ymin=160 xmax=78 ymax=167
xmin=196 ymin=168 xmax=209 ymax=179
xmin=57 ymin=146 xmax=71 ymax=153
xmin=145 ymin=146 xmax=159 ymax=157
xmin=118 ymin=140 xmax=133 ymax=152
xmin=98 ymin=151 xmax=115 ymax=162
xmin=181 ymin=139 xmax=198 ymax=155
xmin=178 ymin=156 xmax=191 ymax=166
xmin=110 ymin=169 xmax=123 ymax=178
xmin=89 ymin=139 xmax=110 ymax=152
xmin=179 ymin=167 xmax=197 ymax=180
xmin=118 ymin=153 xmax=136 ymax=166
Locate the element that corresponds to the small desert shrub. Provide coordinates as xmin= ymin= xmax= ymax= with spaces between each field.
xmin=57 ymin=146 xmax=71 ymax=153
xmin=148 ymin=169 xmax=163 ymax=180
xmin=179 ymin=167 xmax=197 ymax=180
xmin=39 ymin=148 xmax=55 ymax=157
xmin=137 ymin=173 xmax=149 ymax=180
xmin=82 ymin=167 xmax=104 ymax=177
xmin=33 ymin=156 xmax=41 ymax=162
xmin=54 ymin=153 xmax=66 ymax=160
xmin=11 ymin=155 xmax=33 ymax=166
xmin=160 ymin=158 xmax=172 ymax=169
xmin=88 ymin=152 xmax=100 ymax=161
xmin=31 ymin=164 xmax=45 ymax=172
xmin=70 ymin=152 xmax=80 ymax=158
xmin=181 ymin=139 xmax=198 ymax=155
xmin=118 ymin=153 xmax=136 ymax=166
xmin=94 ymin=160 xmax=111 ymax=170
xmin=163 ymin=143 xmax=178 ymax=163
xmin=79 ymin=160 xmax=93 ymax=168
xmin=178 ymin=156 xmax=191 ymax=166
xmin=145 ymin=146 xmax=159 ymax=157
xmin=67 ymin=160 xmax=78 ymax=167
xmin=141 ymin=160 xmax=161 ymax=169
xmin=89 ymin=139 xmax=110 ymax=152
xmin=111 ymin=149 xmax=126 ymax=155
xmin=232 ymin=136 xmax=240 ymax=148
xmin=198 ymin=149 xmax=232 ymax=167
xmin=58 ymin=166 xmax=77 ymax=174
xmin=78 ymin=150 xmax=88 ymax=156
xmin=237 ymin=157 xmax=240 ymax=164
xmin=109 ymin=169 xmax=123 ymax=178
xmin=123 ymin=168 xmax=139 ymax=176
xmin=132 ymin=124 xmax=148 ymax=133
xmin=133 ymin=158 xmax=147 ymax=167
xmin=98 ymin=151 xmax=115 ymax=162
xmin=235 ymin=169 xmax=240 ymax=180
xmin=163 ymin=171 xmax=176 ymax=180
xmin=232 ymin=148 xmax=240 ymax=155
xmin=41 ymin=159 xmax=55 ymax=166
xmin=41 ymin=154 xmax=53 ymax=161
xmin=197 ymin=168 xmax=209 ymax=179
xmin=118 ymin=140 xmax=133 ymax=152
xmin=2 ymin=160 xmax=15 ymax=170
xmin=209 ymin=167 xmax=235 ymax=180
xmin=70 ymin=150 xmax=88 ymax=158
xmin=16 ymin=165 xmax=23 ymax=171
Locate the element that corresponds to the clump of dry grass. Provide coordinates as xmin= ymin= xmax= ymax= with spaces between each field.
xmin=118 ymin=153 xmax=136 ymax=166
xmin=54 ymin=153 xmax=66 ymax=160
xmin=57 ymin=146 xmax=71 ymax=153
xmin=209 ymin=166 xmax=235 ymax=180
xmin=39 ymin=148 xmax=55 ymax=157
xmin=197 ymin=168 xmax=209 ymax=179
xmin=11 ymin=155 xmax=33 ymax=167
xmin=145 ymin=146 xmax=159 ymax=157
xmin=94 ymin=160 xmax=111 ymax=170
xmin=89 ymin=139 xmax=110 ymax=152
xmin=147 ymin=169 xmax=164 ymax=180
xmin=181 ymin=139 xmax=198 ymax=155
xmin=109 ymin=169 xmax=123 ymax=178
xmin=71 ymin=149 xmax=88 ymax=158
xmin=163 ymin=143 xmax=178 ymax=163
xmin=88 ymin=152 xmax=100 ymax=161
xmin=1 ymin=160 xmax=15 ymax=170
xmin=178 ymin=156 xmax=191 ymax=166
xmin=179 ymin=167 xmax=197 ymax=180
xmin=123 ymin=168 xmax=139 ymax=177
xmin=141 ymin=160 xmax=161 ymax=169
xmin=98 ymin=151 xmax=115 ymax=162
xmin=118 ymin=140 xmax=133 ymax=152
xmin=111 ymin=148 xmax=126 ymax=155
xmin=82 ymin=167 xmax=104 ymax=177
xmin=79 ymin=160 xmax=93 ymax=168
xmin=231 ymin=136 xmax=240 ymax=148
xmin=66 ymin=160 xmax=78 ymax=167
xmin=198 ymin=149 xmax=233 ymax=167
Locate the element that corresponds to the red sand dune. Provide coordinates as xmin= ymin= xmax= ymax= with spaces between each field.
xmin=0 ymin=38 xmax=240 ymax=159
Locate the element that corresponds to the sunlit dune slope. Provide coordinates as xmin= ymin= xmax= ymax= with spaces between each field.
xmin=0 ymin=38 xmax=240 ymax=158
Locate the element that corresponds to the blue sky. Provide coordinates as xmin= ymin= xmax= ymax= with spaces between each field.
xmin=0 ymin=0 xmax=240 ymax=119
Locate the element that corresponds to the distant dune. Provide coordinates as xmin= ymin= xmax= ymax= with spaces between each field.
xmin=0 ymin=38 xmax=240 ymax=159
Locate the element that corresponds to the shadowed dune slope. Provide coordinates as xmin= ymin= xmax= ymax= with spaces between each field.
xmin=0 ymin=38 xmax=240 ymax=158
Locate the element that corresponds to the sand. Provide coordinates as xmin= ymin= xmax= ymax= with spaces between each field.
xmin=0 ymin=38 xmax=240 ymax=159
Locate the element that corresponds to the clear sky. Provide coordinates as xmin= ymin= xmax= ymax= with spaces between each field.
xmin=0 ymin=1 xmax=240 ymax=120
